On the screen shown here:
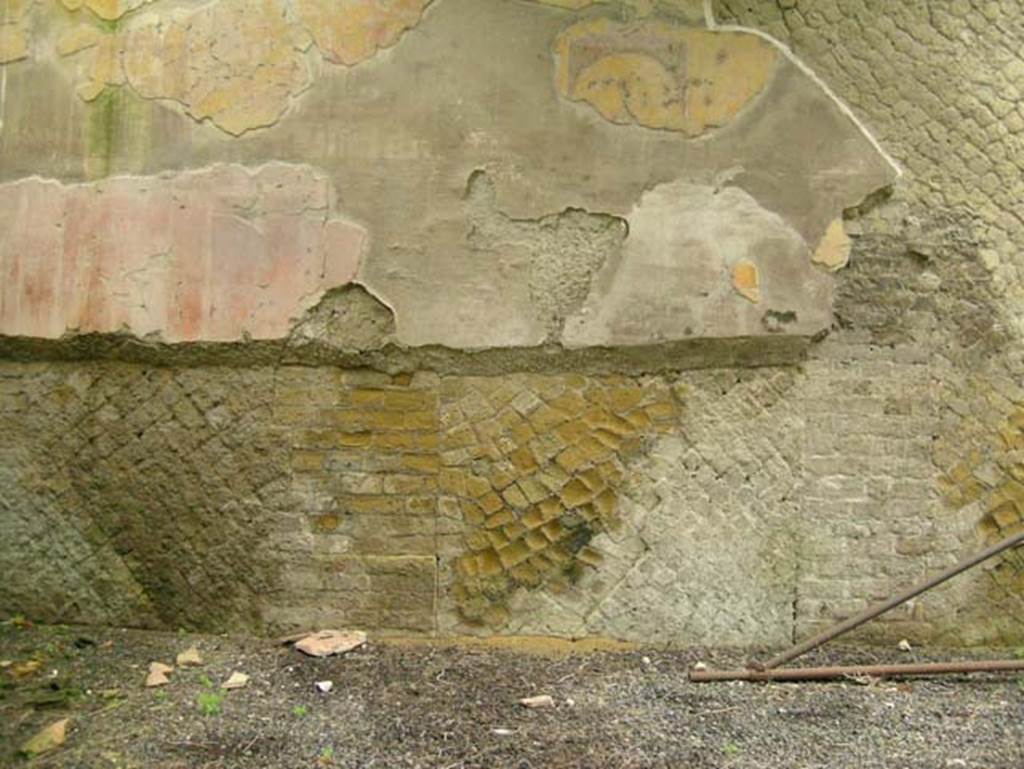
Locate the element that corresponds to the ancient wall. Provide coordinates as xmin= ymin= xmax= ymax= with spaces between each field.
xmin=1 ymin=0 xmax=1022 ymax=645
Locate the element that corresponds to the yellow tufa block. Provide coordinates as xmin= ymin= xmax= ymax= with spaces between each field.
xmin=498 ymin=540 xmax=531 ymax=569
xmin=559 ymin=478 xmax=594 ymax=508
xmin=484 ymin=509 xmax=515 ymax=530
xmin=555 ymin=446 xmax=588 ymax=474
xmin=477 ymin=550 xmax=503 ymax=577
xmin=521 ymin=506 xmax=546 ymax=529
xmin=478 ymin=492 xmax=504 ymax=516
xmin=460 ymin=500 xmax=485 ymax=526
xmin=576 ymin=546 xmax=605 ymax=568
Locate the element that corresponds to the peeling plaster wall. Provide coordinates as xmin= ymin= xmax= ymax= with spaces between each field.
xmin=1 ymin=0 xmax=1022 ymax=646
xmin=0 ymin=164 xmax=366 ymax=341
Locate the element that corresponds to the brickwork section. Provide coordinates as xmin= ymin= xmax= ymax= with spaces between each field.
xmin=931 ymin=371 xmax=1024 ymax=644
xmin=3 ymin=202 xmax=1024 ymax=644
xmin=701 ymin=2 xmax=1024 ymax=643
xmin=793 ymin=221 xmax=1024 ymax=645
xmin=268 ymin=369 xmax=441 ymax=633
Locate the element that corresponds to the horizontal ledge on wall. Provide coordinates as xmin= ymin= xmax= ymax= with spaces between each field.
xmin=0 ymin=333 xmax=814 ymax=376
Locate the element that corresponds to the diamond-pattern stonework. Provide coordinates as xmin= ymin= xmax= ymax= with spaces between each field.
xmin=0 ymin=363 xmax=292 ymax=630
xmin=933 ymin=381 xmax=1024 ymax=642
xmin=438 ymin=375 xmax=680 ymax=627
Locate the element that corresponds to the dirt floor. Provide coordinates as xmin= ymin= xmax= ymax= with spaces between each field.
xmin=1 ymin=621 xmax=1022 ymax=769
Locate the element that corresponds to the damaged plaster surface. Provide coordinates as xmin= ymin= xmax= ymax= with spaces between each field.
xmin=532 ymin=0 xmax=704 ymax=23
xmin=0 ymin=0 xmax=895 ymax=352
xmin=0 ymin=163 xmax=367 ymax=342
xmin=562 ymin=181 xmax=832 ymax=346
xmin=20 ymin=0 xmax=432 ymax=134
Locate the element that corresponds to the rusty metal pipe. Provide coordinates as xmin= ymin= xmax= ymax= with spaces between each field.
xmin=690 ymin=659 xmax=1024 ymax=683
xmin=762 ymin=530 xmax=1024 ymax=670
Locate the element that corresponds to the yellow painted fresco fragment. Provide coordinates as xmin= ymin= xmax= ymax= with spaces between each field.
xmin=56 ymin=24 xmax=102 ymax=56
xmin=52 ymin=0 xmax=429 ymax=135
xmin=572 ymin=53 xmax=684 ymax=131
xmin=62 ymin=0 xmax=152 ymax=21
xmin=554 ymin=18 xmax=779 ymax=137
xmin=295 ymin=0 xmax=430 ymax=66
xmin=0 ymin=24 xmax=27 ymax=63
xmin=732 ymin=259 xmax=761 ymax=303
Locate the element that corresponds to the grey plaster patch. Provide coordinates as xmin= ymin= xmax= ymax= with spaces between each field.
xmin=562 ymin=181 xmax=833 ymax=346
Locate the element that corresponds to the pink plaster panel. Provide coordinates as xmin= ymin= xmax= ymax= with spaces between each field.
xmin=0 ymin=164 xmax=366 ymax=342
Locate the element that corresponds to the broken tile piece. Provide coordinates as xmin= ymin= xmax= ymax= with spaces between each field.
xmin=220 ymin=671 xmax=249 ymax=689
xmin=176 ymin=646 xmax=203 ymax=667
xmin=518 ymin=694 xmax=555 ymax=709
xmin=294 ymin=630 xmax=367 ymax=657
xmin=20 ymin=718 xmax=69 ymax=756
xmin=145 ymin=662 xmax=174 ymax=687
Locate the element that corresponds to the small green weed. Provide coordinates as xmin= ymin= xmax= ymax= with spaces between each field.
xmin=197 ymin=691 xmax=224 ymax=716
xmin=292 ymin=704 xmax=309 ymax=717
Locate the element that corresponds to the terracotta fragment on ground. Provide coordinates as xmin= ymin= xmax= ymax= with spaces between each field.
xmin=176 ymin=646 xmax=203 ymax=667
xmin=294 ymin=630 xmax=367 ymax=657
xmin=221 ymin=671 xmax=249 ymax=689
xmin=11 ymin=659 xmax=42 ymax=677
xmin=145 ymin=661 xmax=174 ymax=687
xmin=20 ymin=718 xmax=69 ymax=756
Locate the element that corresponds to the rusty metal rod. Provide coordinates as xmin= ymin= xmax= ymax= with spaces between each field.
xmin=761 ymin=530 xmax=1024 ymax=670
xmin=690 ymin=659 xmax=1024 ymax=683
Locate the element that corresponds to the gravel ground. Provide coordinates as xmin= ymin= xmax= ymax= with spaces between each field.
xmin=1 ymin=622 xmax=1022 ymax=768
